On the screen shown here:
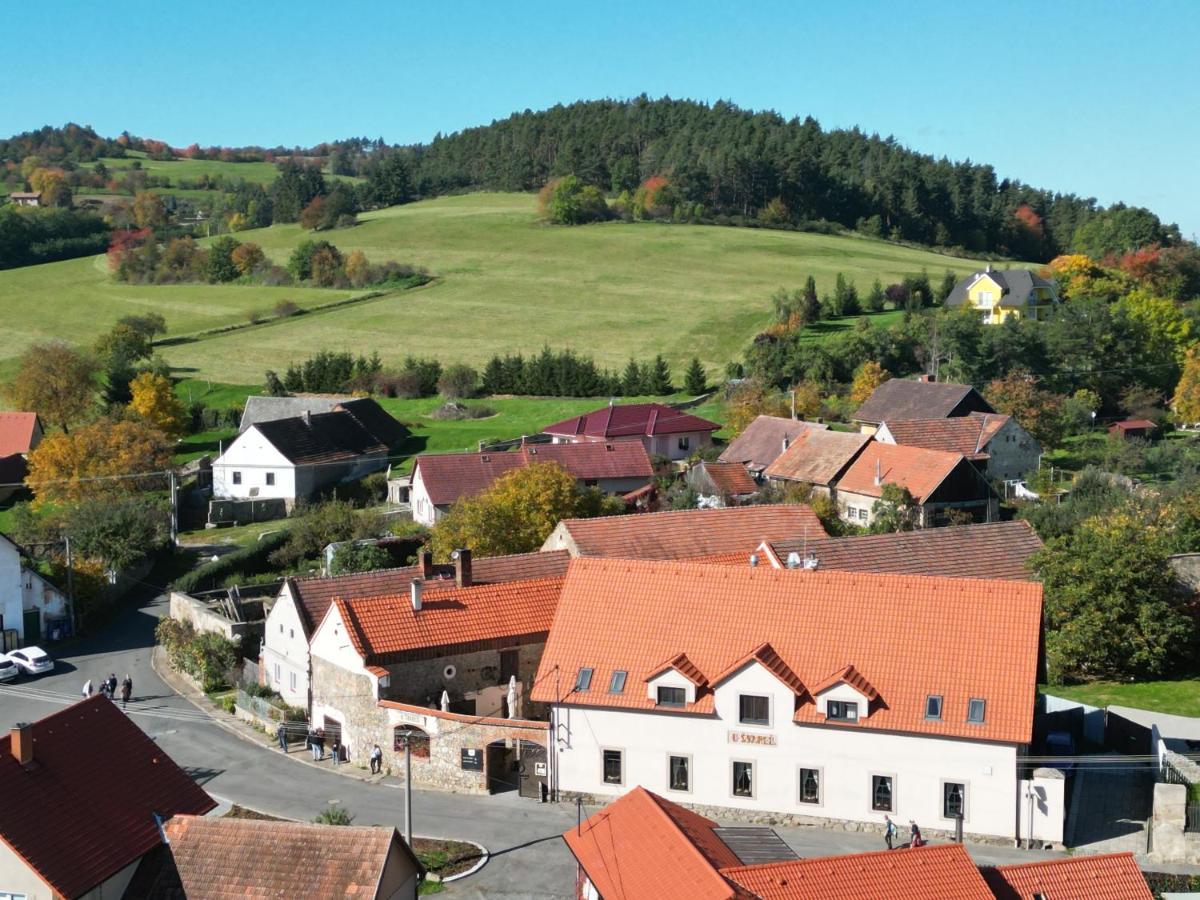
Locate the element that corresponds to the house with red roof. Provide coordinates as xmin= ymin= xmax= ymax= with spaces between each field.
xmin=0 ymin=412 xmax=42 ymax=503
xmin=685 ymin=460 xmax=760 ymax=506
xmin=564 ymin=787 xmax=1148 ymax=899
xmin=542 ymin=402 xmax=721 ymax=461
xmin=0 ymin=696 xmax=215 ymax=900
xmin=409 ymin=441 xmax=653 ymax=526
xmin=306 ymin=548 xmax=565 ymax=793
xmin=876 ymin=412 xmax=1042 ymax=483
xmin=533 ymin=558 xmax=1052 ymax=842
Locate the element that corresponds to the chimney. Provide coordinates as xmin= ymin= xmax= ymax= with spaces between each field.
xmin=453 ymin=549 xmax=473 ymax=588
xmin=874 ymin=459 xmax=882 ymax=487
xmin=419 ymin=550 xmax=434 ymax=580
xmin=985 ymin=263 xmax=992 ymax=273
xmin=410 ymin=578 xmax=423 ymax=613
xmin=918 ymin=373 xmax=934 ymax=383
xmin=11 ymin=723 xmax=32 ymax=765
xmin=782 ymin=436 xmax=790 ymax=453
xmin=785 ymin=551 xmax=801 ymax=569
xmin=749 ymin=553 xmax=759 ymax=568
xmin=301 ymin=409 xmax=311 ymax=426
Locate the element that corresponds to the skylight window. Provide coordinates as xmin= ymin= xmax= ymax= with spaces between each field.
xmin=967 ymin=698 xmax=987 ymax=724
xmin=925 ymin=695 xmax=943 ymax=720
xmin=575 ymin=667 xmax=593 ymax=692
xmin=608 ymin=670 xmax=627 ymax=694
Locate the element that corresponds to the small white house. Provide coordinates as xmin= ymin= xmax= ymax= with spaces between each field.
xmin=0 ymin=534 xmax=68 ymax=647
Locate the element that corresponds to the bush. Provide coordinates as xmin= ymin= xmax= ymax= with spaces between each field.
xmin=273 ymin=299 xmax=301 ymax=318
xmin=314 ymin=806 xmax=354 ymax=826
xmin=156 ymin=617 xmax=238 ymax=692
xmin=438 ymin=364 xmax=478 ymax=399
xmin=172 ymin=531 xmax=290 ymax=593
xmin=240 ymin=679 xmax=279 ymax=699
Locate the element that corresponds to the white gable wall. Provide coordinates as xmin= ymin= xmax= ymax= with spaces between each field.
xmin=816 ymin=682 xmax=872 ymax=717
xmin=645 ymin=669 xmax=697 ymax=703
xmin=211 ymin=427 xmax=296 ymax=500
xmin=410 ymin=465 xmax=443 ymax=527
xmin=260 ymin=584 xmax=313 ymax=707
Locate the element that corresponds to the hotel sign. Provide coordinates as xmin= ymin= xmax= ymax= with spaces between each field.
xmin=728 ymin=730 xmax=777 ymax=746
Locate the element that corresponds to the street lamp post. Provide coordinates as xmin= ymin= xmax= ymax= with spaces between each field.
xmin=397 ymin=727 xmax=414 ymax=847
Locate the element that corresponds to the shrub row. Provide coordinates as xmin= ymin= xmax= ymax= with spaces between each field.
xmin=173 ymin=531 xmax=289 ymax=594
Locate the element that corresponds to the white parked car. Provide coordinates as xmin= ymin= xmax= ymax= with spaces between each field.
xmin=0 ymin=655 xmax=17 ymax=682
xmin=7 ymin=646 xmax=54 ymax=676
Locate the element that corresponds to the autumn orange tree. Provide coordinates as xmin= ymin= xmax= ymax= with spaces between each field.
xmin=431 ymin=462 xmax=621 ymax=558
xmin=1172 ymin=346 xmax=1200 ymax=424
xmin=129 ymin=372 xmax=187 ymax=437
xmin=26 ymin=417 xmax=174 ymax=506
xmin=132 ymin=191 xmax=167 ymax=229
xmin=849 ymin=361 xmax=890 ymax=405
xmin=985 ymin=368 xmax=1065 ymax=448
xmin=4 ymin=341 xmax=99 ymax=432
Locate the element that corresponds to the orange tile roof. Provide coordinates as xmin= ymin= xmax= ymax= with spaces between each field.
xmin=719 ymin=416 xmax=826 ymax=472
xmin=547 ymin=504 xmax=827 ymax=560
xmin=836 ymin=441 xmax=966 ymax=502
xmin=881 ymin=413 xmax=1011 ymax=458
xmin=982 ymin=852 xmax=1152 ymax=900
xmin=0 ymin=412 xmax=39 ymax=456
xmin=563 ymin=786 xmax=744 ymax=900
xmin=812 ymin=663 xmax=879 ymax=701
xmin=713 ymin=643 xmax=806 ymax=696
xmin=0 ymin=697 xmax=215 ymax=899
xmin=413 ymin=442 xmax=653 ymax=506
xmin=126 ymin=815 xmax=421 ymax=898
xmin=764 ymin=428 xmax=872 ymax=485
xmin=722 ymin=843 xmax=995 ymax=900
xmin=698 ymin=460 xmax=760 ymax=495
xmin=648 ymin=651 xmax=709 ymax=687
xmin=330 ymin=575 xmax=565 ymax=665
xmin=532 ymin=559 xmax=1042 ymax=743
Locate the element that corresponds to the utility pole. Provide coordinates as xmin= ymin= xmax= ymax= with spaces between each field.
xmin=398 ymin=727 xmax=414 ymax=847
xmin=64 ymin=535 xmax=76 ymax=637
xmin=168 ymin=470 xmax=178 ymax=546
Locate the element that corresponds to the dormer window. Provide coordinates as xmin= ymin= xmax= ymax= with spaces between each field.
xmin=575 ymin=668 xmax=593 ymax=692
xmin=967 ymin=698 xmax=987 ymax=724
xmin=827 ymin=700 xmax=858 ymax=722
xmin=738 ymin=694 xmax=770 ymax=726
xmin=657 ymin=686 xmax=686 ymax=707
xmin=925 ymin=695 xmax=943 ymax=721
xmin=608 ymin=670 xmax=627 ymax=694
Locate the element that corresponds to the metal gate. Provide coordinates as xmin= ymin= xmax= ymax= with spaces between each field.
xmin=518 ymin=741 xmax=548 ymax=800
xmin=22 ymin=610 xmax=40 ymax=644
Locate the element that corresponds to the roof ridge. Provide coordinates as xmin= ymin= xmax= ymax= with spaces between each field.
xmin=640 ymin=790 xmax=737 ymax=897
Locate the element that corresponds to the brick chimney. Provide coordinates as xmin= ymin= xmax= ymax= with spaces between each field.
xmin=11 ymin=723 xmax=32 ymax=765
xmin=453 ymin=549 xmax=473 ymax=589
xmin=918 ymin=374 xmax=934 ymax=383
xmin=419 ymin=550 xmax=434 ymax=580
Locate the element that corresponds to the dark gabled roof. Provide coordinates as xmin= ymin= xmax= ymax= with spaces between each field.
xmin=0 ymin=697 xmax=215 ymax=899
xmin=853 ymin=379 xmax=995 ymax=425
xmin=238 ymin=395 xmax=349 ymax=433
xmin=542 ymin=403 xmax=720 ymax=438
xmin=944 ymin=267 xmax=1057 ymax=309
xmin=770 ymin=521 xmax=1044 ymax=582
xmin=335 ymin=398 xmax=410 ymax=448
xmin=287 ymin=549 xmax=572 ymax=636
xmin=252 ymin=409 xmax=394 ymax=466
xmin=718 ymin=416 xmax=826 ymax=472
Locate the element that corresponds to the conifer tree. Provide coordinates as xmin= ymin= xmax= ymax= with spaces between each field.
xmin=684 ymin=357 xmax=707 ymax=394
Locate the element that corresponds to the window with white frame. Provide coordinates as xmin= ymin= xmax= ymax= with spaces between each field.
xmin=602 ymin=748 xmax=623 ymax=785
xmin=827 ymin=699 xmax=858 ymax=721
xmin=274 ymin=663 xmax=280 ymax=682
xmin=967 ymin=698 xmax=987 ymax=724
xmin=289 ymin=671 xmax=297 ymax=691
xmin=732 ymin=760 xmax=754 ymax=798
xmin=656 ymin=685 xmax=686 ymax=707
xmin=668 ymin=754 xmax=691 ymax=792
xmin=575 ymin=668 xmax=593 ymax=692
xmin=678 ymin=436 xmax=691 ymax=451
xmin=943 ymin=781 xmax=966 ymax=819
xmin=738 ymin=694 xmax=770 ymax=726
xmin=871 ymin=774 xmax=894 ymax=811
xmin=608 ymin=670 xmax=627 ymax=694
xmin=798 ymin=767 xmax=821 ymax=805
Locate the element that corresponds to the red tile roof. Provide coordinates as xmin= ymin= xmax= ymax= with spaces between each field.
xmin=1110 ymin=419 xmax=1157 ymax=432
xmin=982 ymin=852 xmax=1152 ymax=900
xmin=413 ymin=442 xmax=653 ymax=506
xmin=719 ymin=416 xmax=826 ymax=472
xmin=543 ymin=403 xmax=720 ymax=439
xmin=697 ymin=460 xmax=760 ymax=495
xmin=532 ymin=559 xmax=1042 ymax=743
xmin=836 ymin=442 xmax=966 ymax=502
xmin=563 ymin=786 xmax=744 ymax=900
xmin=0 ymin=696 xmax=215 ymax=899
xmin=0 ymin=412 xmax=39 ymax=456
xmin=330 ymin=575 xmax=565 ymax=665
xmin=287 ymin=549 xmax=571 ymax=635
xmin=648 ymin=651 xmax=709 ymax=688
xmin=764 ymin=428 xmax=872 ymax=485
xmin=722 ymin=843 xmax=995 ymax=900
xmin=546 ymin=505 xmax=827 ymax=560
xmin=881 ymin=412 xmax=1011 ymax=458
xmin=128 ymin=815 xmax=421 ymax=898
xmin=712 ymin=643 xmax=806 ymax=696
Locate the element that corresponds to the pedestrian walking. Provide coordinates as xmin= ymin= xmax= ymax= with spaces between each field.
xmin=315 ymin=728 xmax=325 ymax=761
xmin=81 ymin=679 xmax=92 ymax=699
xmin=369 ymin=744 xmax=382 ymax=775
xmin=277 ymin=722 xmax=289 ymax=752
xmin=884 ymin=815 xmax=895 ymax=850
xmin=105 ymin=673 xmax=118 ymax=700
xmin=909 ymin=820 xmax=923 ymax=849
xmin=119 ymin=675 xmax=132 ymax=708
xmin=330 ymin=738 xmax=341 ymax=765
xmin=305 ymin=728 xmax=316 ymax=760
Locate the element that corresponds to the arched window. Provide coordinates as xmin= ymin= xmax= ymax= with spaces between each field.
xmin=393 ymin=726 xmax=430 ymax=759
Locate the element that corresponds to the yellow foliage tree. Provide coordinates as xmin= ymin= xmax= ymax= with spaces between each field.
xmin=1172 ymin=346 xmax=1200 ymax=424
xmin=129 ymin=372 xmax=186 ymax=437
xmin=345 ymin=250 xmax=370 ymax=287
xmin=4 ymin=341 xmax=99 ymax=432
xmin=725 ymin=382 xmax=791 ymax=435
xmin=789 ymin=380 xmax=823 ymax=420
xmin=132 ymin=190 xmax=167 ymax=229
xmin=28 ymin=167 xmax=71 ymax=207
xmin=431 ymin=462 xmax=619 ymax=558
xmin=849 ymin=361 xmax=890 ymax=405
xmin=1117 ymin=289 xmax=1193 ymax=364
xmin=26 ymin=418 xmax=174 ymax=506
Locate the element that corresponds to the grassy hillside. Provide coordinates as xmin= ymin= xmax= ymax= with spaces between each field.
xmin=0 ymin=192 xmax=993 ymax=383
xmin=77 ymin=150 xmax=362 ymax=191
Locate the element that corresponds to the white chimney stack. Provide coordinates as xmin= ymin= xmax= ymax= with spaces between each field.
xmin=782 ymin=437 xmax=790 ymax=453
xmin=749 ymin=553 xmax=759 ymax=568
xmin=786 ymin=551 xmax=801 ymax=569
xmin=410 ymin=578 xmax=423 ymax=613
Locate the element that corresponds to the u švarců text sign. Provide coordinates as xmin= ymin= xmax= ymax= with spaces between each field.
xmin=728 ymin=731 xmax=777 ymax=746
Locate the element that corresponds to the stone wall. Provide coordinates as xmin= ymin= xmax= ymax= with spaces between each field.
xmin=380 ymin=642 xmax=546 ymax=717
xmin=310 ymin=655 xmax=380 ymax=765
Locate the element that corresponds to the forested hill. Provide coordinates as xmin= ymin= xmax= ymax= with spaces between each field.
xmin=407 ymin=97 xmax=1170 ymax=262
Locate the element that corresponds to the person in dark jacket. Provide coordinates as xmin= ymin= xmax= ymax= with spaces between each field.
xmin=909 ymin=820 xmax=923 ymax=848
xmin=277 ymin=722 xmax=288 ymax=752
xmin=330 ymin=737 xmax=341 ymax=765
xmin=884 ymin=815 xmax=896 ymax=850
xmin=315 ymin=728 xmax=326 ymax=761
xmin=119 ymin=675 xmax=132 ymax=708
xmin=105 ymin=673 xmax=118 ymax=700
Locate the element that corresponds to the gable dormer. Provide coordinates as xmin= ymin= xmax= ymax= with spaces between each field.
xmin=645 ymin=652 xmax=707 ymax=707
xmin=811 ymin=664 xmax=879 ymax=723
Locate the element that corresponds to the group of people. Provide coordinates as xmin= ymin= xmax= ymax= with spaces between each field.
xmin=883 ymin=815 xmax=923 ymax=850
xmin=82 ymin=673 xmax=132 ymax=708
xmin=303 ymin=727 xmax=344 ymax=764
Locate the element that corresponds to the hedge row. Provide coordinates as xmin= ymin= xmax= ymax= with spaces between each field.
xmin=173 ymin=531 xmax=290 ymax=594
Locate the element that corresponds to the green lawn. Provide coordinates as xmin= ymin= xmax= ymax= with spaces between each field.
xmin=0 ymin=192 xmax=992 ymax=384
xmin=79 ymin=151 xmax=362 ymax=190
xmin=1043 ymin=681 xmax=1200 ymax=717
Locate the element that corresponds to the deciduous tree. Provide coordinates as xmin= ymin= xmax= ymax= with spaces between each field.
xmin=129 ymin=371 xmax=186 ymax=437
xmin=849 ymin=361 xmax=889 ymax=405
xmin=985 ymin=368 xmax=1065 ymax=448
xmin=4 ymin=341 xmax=98 ymax=432
xmin=26 ymin=418 xmax=173 ymax=505
xmin=230 ymin=242 xmax=265 ymax=276
xmin=132 ymin=191 xmax=167 ymax=229
xmin=1172 ymin=346 xmax=1200 ymax=424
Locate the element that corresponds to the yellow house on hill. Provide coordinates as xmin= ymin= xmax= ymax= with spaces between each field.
xmin=944 ymin=265 xmax=1058 ymax=324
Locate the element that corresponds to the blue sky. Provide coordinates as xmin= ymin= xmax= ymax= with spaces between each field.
xmin=5 ymin=0 xmax=1197 ymax=236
